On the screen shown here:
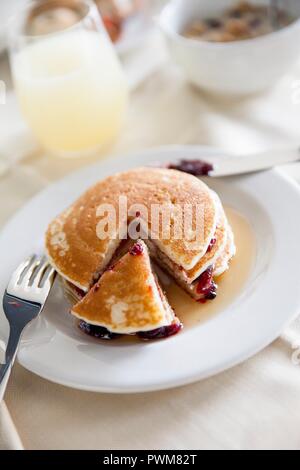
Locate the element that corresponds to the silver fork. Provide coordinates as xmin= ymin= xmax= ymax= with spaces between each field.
xmin=0 ymin=255 xmax=56 ymax=401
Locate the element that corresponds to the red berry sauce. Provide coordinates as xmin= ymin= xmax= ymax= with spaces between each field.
xmin=79 ymin=320 xmax=183 ymax=341
xmin=78 ymin=320 xmax=120 ymax=340
xmin=206 ymin=237 xmax=217 ymax=253
xmin=196 ymin=266 xmax=217 ymax=300
xmin=168 ymin=159 xmax=214 ymax=176
xmin=129 ymin=242 xmax=144 ymax=256
xmin=137 ymin=322 xmax=183 ymax=340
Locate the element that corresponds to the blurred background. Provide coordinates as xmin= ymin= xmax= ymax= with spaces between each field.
xmin=0 ymin=0 xmax=300 ymax=200
xmin=0 ymin=1 xmax=168 ymax=168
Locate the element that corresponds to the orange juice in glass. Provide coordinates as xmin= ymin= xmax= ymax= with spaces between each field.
xmin=9 ymin=0 xmax=128 ymax=157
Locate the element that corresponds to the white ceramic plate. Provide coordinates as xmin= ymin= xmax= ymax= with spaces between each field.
xmin=1 ymin=145 xmax=300 ymax=393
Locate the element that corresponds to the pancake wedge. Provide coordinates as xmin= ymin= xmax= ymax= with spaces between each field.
xmin=71 ymin=240 xmax=180 ymax=335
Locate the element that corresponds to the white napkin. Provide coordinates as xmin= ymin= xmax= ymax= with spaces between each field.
xmin=0 ymin=93 xmax=38 ymax=176
xmin=125 ymin=32 xmax=167 ymax=91
xmin=0 ymin=403 xmax=23 ymax=450
xmin=282 ymin=316 xmax=300 ymax=353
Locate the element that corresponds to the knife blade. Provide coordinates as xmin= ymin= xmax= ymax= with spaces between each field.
xmin=209 ymin=148 xmax=300 ymax=177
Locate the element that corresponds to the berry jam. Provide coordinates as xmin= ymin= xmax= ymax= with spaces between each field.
xmin=78 ymin=320 xmax=121 ymax=340
xmin=206 ymin=237 xmax=217 ymax=253
xmin=205 ymin=287 xmax=217 ymax=300
xmin=129 ymin=242 xmax=144 ymax=256
xmin=137 ymin=322 xmax=183 ymax=341
xmin=196 ymin=267 xmax=213 ymax=294
xmin=168 ymin=159 xmax=214 ymax=176
xmin=196 ymin=267 xmax=218 ymax=300
xmin=79 ymin=321 xmax=182 ymax=341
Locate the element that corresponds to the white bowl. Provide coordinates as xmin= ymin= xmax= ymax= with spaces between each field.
xmin=158 ymin=0 xmax=300 ymax=95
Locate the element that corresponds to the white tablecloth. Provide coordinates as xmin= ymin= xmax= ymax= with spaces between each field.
xmin=1 ymin=27 xmax=300 ymax=450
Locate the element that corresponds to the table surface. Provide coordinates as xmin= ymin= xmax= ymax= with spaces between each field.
xmin=1 ymin=31 xmax=300 ymax=450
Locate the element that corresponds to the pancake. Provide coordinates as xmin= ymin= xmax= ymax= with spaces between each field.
xmin=45 ymin=167 xmax=218 ymax=291
xmin=182 ymin=221 xmax=236 ymax=301
xmin=45 ymin=203 xmax=121 ymax=292
xmin=147 ymin=202 xmax=235 ymax=302
xmin=214 ymin=223 xmax=236 ymax=277
xmin=185 ymin=203 xmax=228 ymax=281
xmin=146 ymin=192 xmax=229 ymax=286
xmin=71 ymin=240 xmax=179 ymax=334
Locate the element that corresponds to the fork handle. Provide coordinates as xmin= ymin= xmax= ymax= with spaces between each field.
xmin=0 ymin=363 xmax=11 ymax=402
xmin=0 ymin=326 xmax=24 ymax=402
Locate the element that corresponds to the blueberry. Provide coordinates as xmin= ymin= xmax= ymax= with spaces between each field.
xmin=205 ymin=18 xmax=222 ymax=28
xmin=229 ymin=9 xmax=242 ymax=19
xmin=79 ymin=320 xmax=120 ymax=340
xmin=137 ymin=323 xmax=182 ymax=341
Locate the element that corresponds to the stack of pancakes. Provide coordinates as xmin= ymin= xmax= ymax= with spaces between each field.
xmin=45 ymin=167 xmax=236 ymax=338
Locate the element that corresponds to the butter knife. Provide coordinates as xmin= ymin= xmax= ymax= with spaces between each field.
xmin=169 ymin=148 xmax=300 ymax=177
xmin=210 ymin=147 xmax=300 ymax=177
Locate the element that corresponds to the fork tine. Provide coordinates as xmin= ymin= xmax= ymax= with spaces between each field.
xmin=5 ymin=255 xmax=56 ymax=315
xmin=32 ymin=259 xmax=50 ymax=288
xmin=21 ymin=255 xmax=42 ymax=287
xmin=7 ymin=255 xmax=36 ymax=290
xmin=40 ymin=267 xmax=56 ymax=293
xmin=41 ymin=267 xmax=56 ymax=292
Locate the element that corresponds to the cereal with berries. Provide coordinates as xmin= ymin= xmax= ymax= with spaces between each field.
xmin=184 ymin=1 xmax=294 ymax=43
